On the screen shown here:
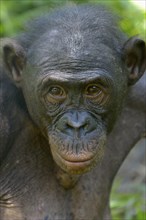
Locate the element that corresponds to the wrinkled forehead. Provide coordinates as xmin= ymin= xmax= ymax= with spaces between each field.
xmin=39 ymin=69 xmax=111 ymax=82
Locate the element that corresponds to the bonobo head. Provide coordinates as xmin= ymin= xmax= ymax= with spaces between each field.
xmin=1 ymin=5 xmax=146 ymax=174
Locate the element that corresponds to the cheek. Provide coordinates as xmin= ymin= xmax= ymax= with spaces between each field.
xmin=22 ymin=85 xmax=48 ymax=129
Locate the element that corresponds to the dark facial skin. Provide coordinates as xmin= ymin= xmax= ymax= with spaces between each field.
xmin=23 ymin=70 xmax=110 ymax=174
xmin=0 ymin=5 xmax=145 ymax=220
xmin=21 ymin=52 xmax=126 ymax=174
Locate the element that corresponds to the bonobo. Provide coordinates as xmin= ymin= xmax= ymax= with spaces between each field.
xmin=0 ymin=4 xmax=145 ymax=220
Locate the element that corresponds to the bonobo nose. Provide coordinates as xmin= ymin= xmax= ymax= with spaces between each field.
xmin=56 ymin=111 xmax=97 ymax=137
xmin=67 ymin=112 xmax=88 ymax=130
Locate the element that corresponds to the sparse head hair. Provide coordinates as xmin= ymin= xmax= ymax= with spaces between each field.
xmin=17 ymin=4 xmax=126 ymax=55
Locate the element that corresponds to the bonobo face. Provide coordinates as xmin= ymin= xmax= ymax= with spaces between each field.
xmin=22 ymin=65 xmax=125 ymax=174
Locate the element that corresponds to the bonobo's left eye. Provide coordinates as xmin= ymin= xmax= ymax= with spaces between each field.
xmin=85 ymin=84 xmax=108 ymax=105
xmin=45 ymin=85 xmax=66 ymax=103
xmin=85 ymin=85 xmax=102 ymax=96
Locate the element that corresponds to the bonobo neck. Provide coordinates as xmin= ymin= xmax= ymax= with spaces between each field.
xmin=54 ymin=166 xmax=81 ymax=189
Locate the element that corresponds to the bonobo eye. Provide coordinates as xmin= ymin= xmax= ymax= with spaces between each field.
xmin=49 ymin=86 xmax=64 ymax=96
xmin=45 ymin=85 xmax=66 ymax=103
xmin=85 ymin=84 xmax=108 ymax=105
xmin=85 ymin=85 xmax=102 ymax=96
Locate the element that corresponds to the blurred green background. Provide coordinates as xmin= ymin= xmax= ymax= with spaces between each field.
xmin=0 ymin=0 xmax=145 ymax=38
xmin=0 ymin=0 xmax=145 ymax=220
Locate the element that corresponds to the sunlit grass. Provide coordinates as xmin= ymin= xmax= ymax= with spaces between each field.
xmin=111 ymin=180 xmax=146 ymax=220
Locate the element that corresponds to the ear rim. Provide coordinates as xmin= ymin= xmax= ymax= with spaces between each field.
xmin=1 ymin=38 xmax=26 ymax=84
xmin=122 ymin=36 xmax=146 ymax=86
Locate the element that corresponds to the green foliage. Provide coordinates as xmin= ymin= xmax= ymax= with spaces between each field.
xmin=111 ymin=180 xmax=146 ymax=220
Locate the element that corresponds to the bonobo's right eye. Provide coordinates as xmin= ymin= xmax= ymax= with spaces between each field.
xmin=45 ymin=85 xmax=66 ymax=103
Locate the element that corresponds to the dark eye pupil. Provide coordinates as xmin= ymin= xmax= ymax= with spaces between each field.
xmin=88 ymin=86 xmax=99 ymax=94
xmin=50 ymin=87 xmax=62 ymax=96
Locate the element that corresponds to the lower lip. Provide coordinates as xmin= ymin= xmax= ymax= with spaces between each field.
xmin=63 ymin=159 xmax=92 ymax=171
xmin=53 ymin=151 xmax=94 ymax=171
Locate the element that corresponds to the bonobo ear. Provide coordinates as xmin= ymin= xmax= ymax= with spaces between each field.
xmin=122 ymin=36 xmax=146 ymax=85
xmin=1 ymin=38 xmax=26 ymax=84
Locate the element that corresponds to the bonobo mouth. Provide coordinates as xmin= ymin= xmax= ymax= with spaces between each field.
xmin=49 ymin=131 xmax=106 ymax=174
xmin=53 ymin=151 xmax=97 ymax=174
xmin=61 ymin=157 xmax=94 ymax=172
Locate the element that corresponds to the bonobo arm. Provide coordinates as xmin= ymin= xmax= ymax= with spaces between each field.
xmin=102 ymin=72 xmax=146 ymax=220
